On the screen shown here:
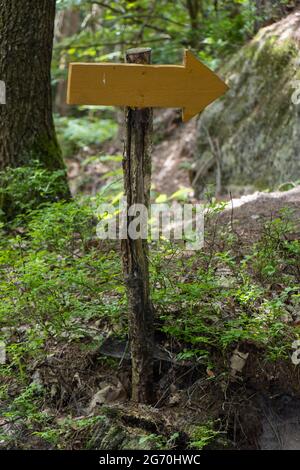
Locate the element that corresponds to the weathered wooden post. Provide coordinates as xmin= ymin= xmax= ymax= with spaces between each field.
xmin=122 ymin=48 xmax=154 ymax=403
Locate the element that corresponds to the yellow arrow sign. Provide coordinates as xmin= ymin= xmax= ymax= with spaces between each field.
xmin=67 ymin=49 xmax=228 ymax=122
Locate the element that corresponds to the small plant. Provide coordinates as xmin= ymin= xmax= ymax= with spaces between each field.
xmin=249 ymin=208 xmax=298 ymax=281
xmin=34 ymin=415 xmax=106 ymax=448
xmin=138 ymin=433 xmax=166 ymax=450
xmin=188 ymin=423 xmax=219 ymax=450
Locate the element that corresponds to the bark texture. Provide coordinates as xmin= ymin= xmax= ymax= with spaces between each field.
xmin=122 ymin=48 xmax=154 ymax=404
xmin=0 ymin=0 xmax=65 ymax=171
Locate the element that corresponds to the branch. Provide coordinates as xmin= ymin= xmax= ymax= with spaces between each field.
xmin=54 ymin=36 xmax=172 ymax=51
xmin=88 ymin=1 xmax=124 ymax=15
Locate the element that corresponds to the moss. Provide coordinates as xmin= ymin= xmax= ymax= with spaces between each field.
xmin=29 ymin=132 xmax=66 ymax=172
xmin=100 ymin=425 xmax=126 ymax=449
xmin=83 ymin=410 xmax=166 ymax=450
xmin=253 ymin=39 xmax=298 ymax=77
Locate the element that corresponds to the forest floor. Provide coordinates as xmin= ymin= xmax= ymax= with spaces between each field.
xmin=1 ymin=114 xmax=300 ymax=450
xmin=1 ymin=185 xmax=300 ymax=450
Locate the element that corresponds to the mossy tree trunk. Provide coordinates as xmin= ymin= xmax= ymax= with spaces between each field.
xmin=0 ymin=0 xmax=67 ymax=177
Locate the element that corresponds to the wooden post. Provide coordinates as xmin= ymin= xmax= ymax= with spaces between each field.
xmin=122 ymin=48 xmax=154 ymax=403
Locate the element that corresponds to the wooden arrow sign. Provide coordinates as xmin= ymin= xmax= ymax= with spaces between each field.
xmin=67 ymin=49 xmax=228 ymax=122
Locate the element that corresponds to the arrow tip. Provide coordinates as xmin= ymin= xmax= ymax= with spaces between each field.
xmin=182 ymin=50 xmax=229 ymax=122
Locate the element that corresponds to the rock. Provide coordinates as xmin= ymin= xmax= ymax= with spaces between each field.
xmin=194 ymin=10 xmax=300 ymax=196
xmin=0 ymin=341 xmax=6 ymax=364
xmin=88 ymin=381 xmax=127 ymax=413
xmin=230 ymin=348 xmax=249 ymax=377
xmin=31 ymin=370 xmax=43 ymax=387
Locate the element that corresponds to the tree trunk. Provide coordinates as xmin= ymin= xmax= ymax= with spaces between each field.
xmin=185 ymin=0 xmax=202 ymax=48
xmin=54 ymin=7 xmax=80 ymax=116
xmin=122 ymin=48 xmax=154 ymax=404
xmin=0 ymin=0 xmax=66 ymax=172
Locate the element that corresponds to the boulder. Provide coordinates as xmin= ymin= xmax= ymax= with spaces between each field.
xmin=193 ymin=10 xmax=300 ymax=196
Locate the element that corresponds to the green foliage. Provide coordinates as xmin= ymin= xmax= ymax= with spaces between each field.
xmin=188 ymin=422 xmax=219 ymax=450
xmin=34 ymin=415 xmax=106 ymax=449
xmin=55 ymin=115 xmax=117 ymax=157
xmin=53 ymin=0 xmax=296 ymax=81
xmin=1 ymin=164 xmax=299 ymax=449
xmin=0 ymin=163 xmax=69 ymax=222
xmin=1 ymin=389 xmax=106 ymax=449
xmin=27 ymin=199 xmax=94 ymax=251
xmin=0 ymin=383 xmax=50 ymax=445
xmin=3 ymin=383 xmax=46 ymax=423
xmin=0 ymin=204 xmax=123 ymax=337
xmin=150 ymin=205 xmax=299 ymax=364
xmin=246 ymin=208 xmax=299 ymax=281
xmin=0 ymin=169 xmax=124 ymax=393
xmin=138 ymin=433 xmax=166 ymax=449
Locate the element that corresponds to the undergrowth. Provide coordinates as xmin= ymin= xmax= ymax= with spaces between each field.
xmin=0 ymin=166 xmax=299 ymax=449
